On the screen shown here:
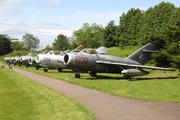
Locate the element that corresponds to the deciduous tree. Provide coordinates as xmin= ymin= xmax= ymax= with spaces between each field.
xmin=52 ymin=34 xmax=69 ymax=51
xmin=72 ymin=23 xmax=104 ymax=48
xmin=103 ymin=21 xmax=118 ymax=47
xmin=22 ymin=33 xmax=40 ymax=50
xmin=0 ymin=35 xmax=12 ymax=55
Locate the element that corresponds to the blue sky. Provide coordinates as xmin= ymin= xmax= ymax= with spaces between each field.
xmin=0 ymin=0 xmax=180 ymax=45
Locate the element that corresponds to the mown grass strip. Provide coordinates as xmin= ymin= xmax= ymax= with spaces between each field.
xmin=16 ymin=65 xmax=180 ymax=102
xmin=0 ymin=67 xmax=96 ymax=120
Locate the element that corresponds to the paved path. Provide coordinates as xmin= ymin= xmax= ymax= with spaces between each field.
xmin=1 ymin=64 xmax=180 ymax=120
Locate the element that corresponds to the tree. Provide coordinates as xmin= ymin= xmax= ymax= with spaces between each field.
xmin=22 ymin=33 xmax=40 ymax=50
xmin=43 ymin=44 xmax=52 ymax=51
xmin=145 ymin=26 xmax=180 ymax=67
xmin=167 ymin=7 xmax=180 ymax=28
xmin=11 ymin=41 xmax=24 ymax=50
xmin=52 ymin=34 xmax=69 ymax=51
xmin=72 ymin=23 xmax=104 ymax=48
xmin=118 ymin=8 xmax=143 ymax=47
xmin=139 ymin=2 xmax=176 ymax=44
xmin=0 ymin=35 xmax=12 ymax=55
xmin=103 ymin=20 xmax=118 ymax=47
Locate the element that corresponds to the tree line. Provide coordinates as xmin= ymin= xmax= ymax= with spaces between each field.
xmin=0 ymin=2 xmax=180 ymax=68
xmin=54 ymin=2 xmax=180 ymax=68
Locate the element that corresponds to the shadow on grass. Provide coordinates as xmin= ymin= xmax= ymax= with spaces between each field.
xmin=43 ymin=71 xmax=74 ymax=73
xmin=83 ymin=75 xmax=179 ymax=81
xmin=84 ymin=75 xmax=125 ymax=80
xmin=130 ymin=76 xmax=179 ymax=81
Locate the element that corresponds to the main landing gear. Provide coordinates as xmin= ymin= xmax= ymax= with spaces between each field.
xmin=57 ymin=68 xmax=62 ymax=72
xmin=74 ymin=71 xmax=97 ymax=78
xmin=123 ymin=75 xmax=131 ymax=80
xmin=89 ymin=71 xmax=97 ymax=77
xmin=75 ymin=73 xmax=80 ymax=78
xmin=44 ymin=68 xmax=48 ymax=72
xmin=43 ymin=68 xmax=62 ymax=73
xmin=26 ymin=64 xmax=29 ymax=68
xmin=36 ymin=65 xmax=39 ymax=70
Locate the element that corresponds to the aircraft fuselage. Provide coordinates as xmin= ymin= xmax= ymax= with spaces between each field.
xmin=64 ymin=52 xmax=140 ymax=73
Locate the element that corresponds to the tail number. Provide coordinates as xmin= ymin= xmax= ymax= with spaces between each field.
xmin=76 ymin=56 xmax=88 ymax=64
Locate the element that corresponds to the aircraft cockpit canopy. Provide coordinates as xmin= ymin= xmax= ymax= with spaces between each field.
xmin=42 ymin=50 xmax=51 ymax=54
xmin=27 ymin=52 xmax=37 ymax=57
xmin=60 ymin=50 xmax=71 ymax=55
xmin=81 ymin=48 xmax=97 ymax=54
xmin=53 ymin=51 xmax=61 ymax=55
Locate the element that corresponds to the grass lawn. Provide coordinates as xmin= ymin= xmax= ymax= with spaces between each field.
xmin=1 ymin=46 xmax=180 ymax=103
xmin=16 ymin=65 xmax=180 ymax=103
xmin=0 ymin=67 xmax=96 ymax=120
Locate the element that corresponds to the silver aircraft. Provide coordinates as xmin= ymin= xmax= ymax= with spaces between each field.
xmin=63 ymin=43 xmax=175 ymax=78
xmin=35 ymin=45 xmax=86 ymax=72
xmin=20 ymin=52 xmax=37 ymax=67
xmin=35 ymin=50 xmax=67 ymax=72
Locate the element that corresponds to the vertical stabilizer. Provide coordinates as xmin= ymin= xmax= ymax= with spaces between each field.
xmin=96 ymin=47 xmax=107 ymax=54
xmin=126 ymin=43 xmax=156 ymax=64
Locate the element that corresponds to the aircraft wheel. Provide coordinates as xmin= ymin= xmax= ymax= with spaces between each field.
xmin=26 ymin=64 xmax=29 ymax=68
xmin=44 ymin=68 xmax=48 ymax=72
xmin=75 ymin=73 xmax=80 ymax=78
xmin=57 ymin=68 xmax=62 ymax=72
xmin=123 ymin=75 xmax=131 ymax=80
xmin=89 ymin=71 xmax=97 ymax=77
xmin=36 ymin=66 xmax=39 ymax=70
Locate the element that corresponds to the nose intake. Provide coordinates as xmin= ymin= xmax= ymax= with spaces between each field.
xmin=63 ymin=54 xmax=69 ymax=65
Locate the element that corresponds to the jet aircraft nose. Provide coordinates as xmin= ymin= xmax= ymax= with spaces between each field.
xmin=63 ymin=54 xmax=70 ymax=65
xmin=20 ymin=56 xmax=25 ymax=62
xmin=63 ymin=53 xmax=74 ymax=66
xmin=15 ymin=57 xmax=20 ymax=62
xmin=35 ymin=55 xmax=40 ymax=63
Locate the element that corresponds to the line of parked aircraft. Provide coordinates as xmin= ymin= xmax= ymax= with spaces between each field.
xmin=2 ymin=43 xmax=175 ymax=79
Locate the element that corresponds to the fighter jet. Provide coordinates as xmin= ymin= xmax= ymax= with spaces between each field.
xmin=2 ymin=57 xmax=11 ymax=63
xmin=28 ymin=50 xmax=53 ymax=69
xmin=13 ymin=56 xmax=22 ymax=66
xmin=35 ymin=45 xmax=89 ymax=72
xmin=35 ymin=50 xmax=67 ymax=72
xmin=20 ymin=52 xmax=37 ymax=67
xmin=63 ymin=43 xmax=175 ymax=78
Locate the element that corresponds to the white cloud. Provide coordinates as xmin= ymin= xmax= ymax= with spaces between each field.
xmin=0 ymin=19 xmax=74 ymax=44
xmin=0 ymin=1 xmax=21 ymax=13
xmin=37 ymin=29 xmax=73 ymax=36
xmin=0 ymin=0 xmax=37 ymax=13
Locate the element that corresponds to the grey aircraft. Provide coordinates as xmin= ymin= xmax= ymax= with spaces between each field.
xmin=63 ymin=43 xmax=175 ymax=78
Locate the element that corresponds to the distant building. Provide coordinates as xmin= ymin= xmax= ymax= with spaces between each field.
xmin=1 ymin=34 xmax=19 ymax=42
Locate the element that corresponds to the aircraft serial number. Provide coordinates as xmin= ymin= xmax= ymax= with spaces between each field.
xmin=43 ymin=57 xmax=51 ymax=62
xmin=76 ymin=56 xmax=88 ymax=64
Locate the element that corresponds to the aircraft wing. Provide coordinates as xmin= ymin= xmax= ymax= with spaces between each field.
xmin=96 ymin=60 xmax=175 ymax=71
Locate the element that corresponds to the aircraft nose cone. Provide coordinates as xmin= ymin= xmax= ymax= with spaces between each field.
xmin=63 ymin=54 xmax=69 ymax=65
xmin=35 ymin=56 xmax=40 ymax=63
xmin=20 ymin=57 xmax=23 ymax=62
xmin=28 ymin=58 xmax=32 ymax=65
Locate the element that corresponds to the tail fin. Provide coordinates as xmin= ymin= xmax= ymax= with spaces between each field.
xmin=96 ymin=46 xmax=107 ymax=54
xmin=126 ymin=43 xmax=157 ymax=65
